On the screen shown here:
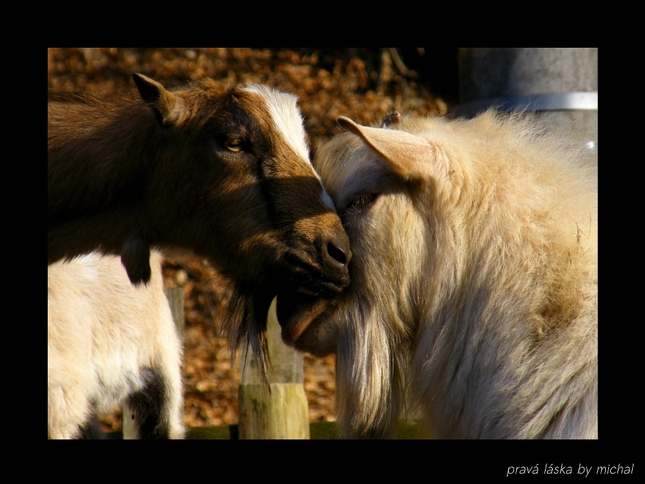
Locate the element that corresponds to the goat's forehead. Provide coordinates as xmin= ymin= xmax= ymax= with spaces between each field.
xmin=242 ymin=85 xmax=310 ymax=161
xmin=242 ymin=85 xmax=334 ymax=210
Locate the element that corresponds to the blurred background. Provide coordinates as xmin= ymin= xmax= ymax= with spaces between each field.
xmin=47 ymin=47 xmax=458 ymax=432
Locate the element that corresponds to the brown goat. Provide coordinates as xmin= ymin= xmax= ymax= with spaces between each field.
xmin=276 ymin=111 xmax=597 ymax=439
xmin=48 ymin=74 xmax=351 ymax=364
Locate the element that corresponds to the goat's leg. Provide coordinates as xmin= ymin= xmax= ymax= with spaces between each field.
xmin=124 ymin=368 xmax=172 ymax=439
xmin=48 ymin=382 xmax=93 ymax=439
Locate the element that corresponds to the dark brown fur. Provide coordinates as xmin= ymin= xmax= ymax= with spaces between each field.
xmin=48 ymin=74 xmax=350 ymax=367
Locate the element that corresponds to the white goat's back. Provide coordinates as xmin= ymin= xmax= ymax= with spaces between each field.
xmin=48 ymin=251 xmax=184 ymax=439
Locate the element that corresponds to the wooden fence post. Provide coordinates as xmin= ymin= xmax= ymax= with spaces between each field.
xmin=238 ymin=298 xmax=310 ymax=439
xmin=122 ymin=286 xmax=184 ymax=439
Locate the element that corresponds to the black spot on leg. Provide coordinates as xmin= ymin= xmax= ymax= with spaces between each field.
xmin=126 ymin=368 xmax=170 ymax=439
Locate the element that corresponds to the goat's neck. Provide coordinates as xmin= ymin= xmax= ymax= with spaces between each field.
xmin=48 ymin=97 xmax=156 ymax=263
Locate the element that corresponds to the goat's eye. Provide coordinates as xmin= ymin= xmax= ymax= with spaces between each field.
xmin=226 ymin=138 xmax=243 ymax=152
xmin=345 ymin=193 xmax=376 ymax=214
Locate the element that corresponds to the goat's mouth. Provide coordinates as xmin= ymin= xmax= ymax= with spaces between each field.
xmin=243 ymin=261 xmax=347 ymax=336
xmin=244 ymin=242 xmax=349 ymax=355
xmin=273 ymin=258 xmax=348 ymax=353
xmin=274 ymin=286 xmax=337 ymax=353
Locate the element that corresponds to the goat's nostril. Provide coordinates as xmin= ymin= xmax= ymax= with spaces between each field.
xmin=325 ymin=240 xmax=350 ymax=268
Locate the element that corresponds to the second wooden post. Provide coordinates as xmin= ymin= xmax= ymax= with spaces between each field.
xmin=238 ymin=298 xmax=310 ymax=439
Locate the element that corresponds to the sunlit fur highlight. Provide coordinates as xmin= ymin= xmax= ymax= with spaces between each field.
xmin=313 ymin=110 xmax=597 ymax=438
xmin=243 ymin=85 xmax=311 ymax=163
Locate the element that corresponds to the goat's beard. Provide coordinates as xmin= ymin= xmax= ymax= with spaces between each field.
xmin=222 ymin=267 xmax=333 ymax=381
xmin=222 ymin=278 xmax=276 ymax=381
xmin=275 ymin=286 xmax=411 ymax=439
xmin=333 ymin=299 xmax=411 ymax=439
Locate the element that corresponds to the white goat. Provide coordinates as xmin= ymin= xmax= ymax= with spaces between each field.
xmin=48 ymin=251 xmax=184 ymax=439
xmin=276 ymin=110 xmax=598 ymax=439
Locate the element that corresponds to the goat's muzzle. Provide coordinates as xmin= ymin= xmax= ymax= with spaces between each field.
xmin=274 ymin=235 xmax=349 ymax=354
xmin=281 ymin=226 xmax=351 ymax=298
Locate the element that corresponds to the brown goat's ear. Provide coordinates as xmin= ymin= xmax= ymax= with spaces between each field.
xmin=337 ymin=116 xmax=434 ymax=181
xmin=132 ymin=73 xmax=185 ymax=127
xmin=120 ymin=234 xmax=151 ymax=285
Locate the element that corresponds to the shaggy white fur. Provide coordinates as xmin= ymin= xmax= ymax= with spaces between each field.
xmin=289 ymin=110 xmax=597 ymax=439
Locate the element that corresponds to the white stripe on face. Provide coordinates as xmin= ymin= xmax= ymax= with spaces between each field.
xmin=243 ymin=84 xmax=335 ymax=210
xmin=243 ymin=85 xmax=311 ymax=162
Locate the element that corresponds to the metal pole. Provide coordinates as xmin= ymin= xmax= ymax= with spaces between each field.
xmin=454 ymin=48 xmax=598 ymax=164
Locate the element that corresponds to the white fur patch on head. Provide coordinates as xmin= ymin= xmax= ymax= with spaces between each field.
xmin=243 ymin=85 xmax=311 ymax=162
xmin=243 ymin=84 xmax=334 ymax=210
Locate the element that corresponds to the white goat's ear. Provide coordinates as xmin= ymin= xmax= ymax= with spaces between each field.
xmin=132 ymin=73 xmax=186 ymax=127
xmin=337 ymin=116 xmax=434 ymax=181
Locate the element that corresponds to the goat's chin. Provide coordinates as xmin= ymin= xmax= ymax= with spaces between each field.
xmin=275 ymin=290 xmax=338 ymax=357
